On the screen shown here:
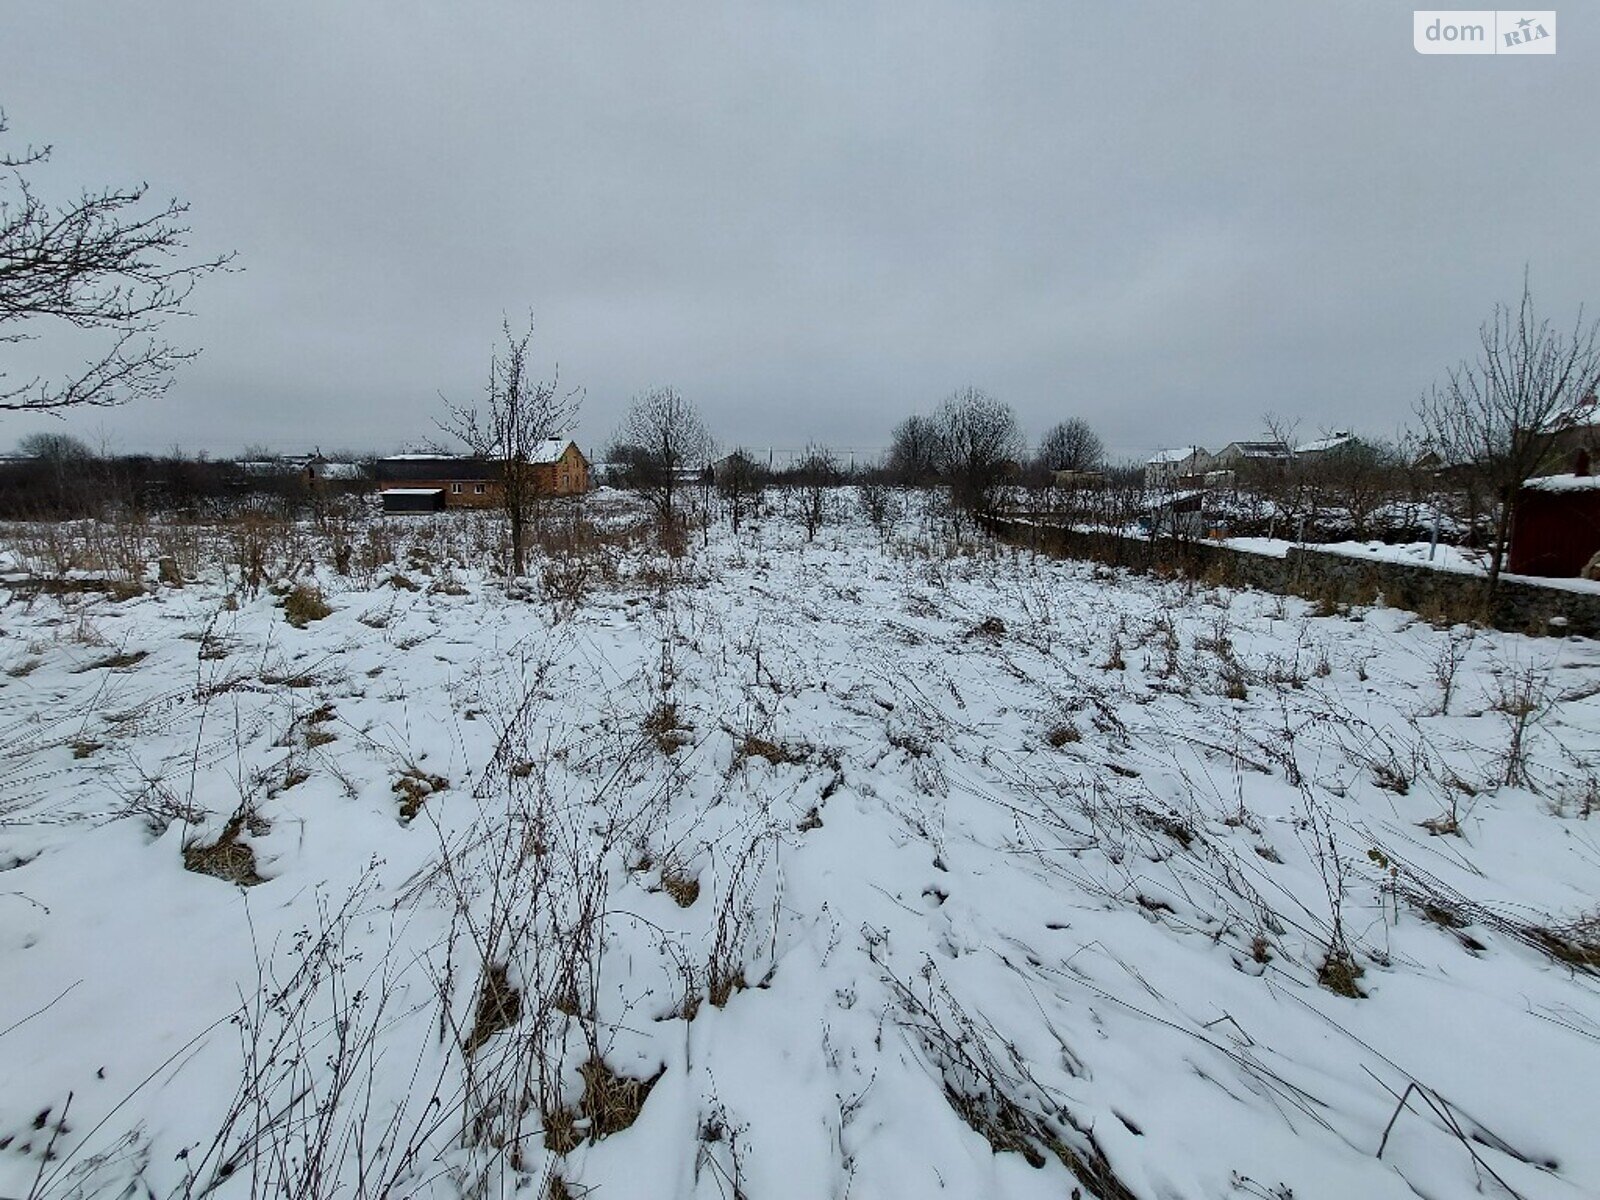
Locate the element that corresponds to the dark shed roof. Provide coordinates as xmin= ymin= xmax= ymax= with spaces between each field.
xmin=374 ymin=456 xmax=499 ymax=483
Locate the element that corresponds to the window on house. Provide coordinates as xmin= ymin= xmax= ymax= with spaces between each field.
xmin=474 ymin=484 xmax=485 ymax=495
xmin=451 ymin=482 xmax=462 ymax=494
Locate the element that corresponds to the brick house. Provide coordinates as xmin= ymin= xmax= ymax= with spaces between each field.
xmin=375 ymin=441 xmax=590 ymax=512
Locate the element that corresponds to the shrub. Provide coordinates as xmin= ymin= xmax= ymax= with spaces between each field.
xmin=283 ymin=584 xmax=333 ymax=628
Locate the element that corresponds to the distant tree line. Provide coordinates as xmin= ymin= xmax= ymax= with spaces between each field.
xmin=0 ymin=433 xmax=373 ymax=520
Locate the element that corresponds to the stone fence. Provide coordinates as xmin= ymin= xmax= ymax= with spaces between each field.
xmin=979 ymin=516 xmax=1600 ymax=638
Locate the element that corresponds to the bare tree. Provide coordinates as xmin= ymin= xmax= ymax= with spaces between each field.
xmin=1036 ymin=418 xmax=1105 ymax=474
xmin=439 ymin=315 xmax=580 ymax=577
xmin=717 ymin=447 xmax=764 ymax=533
xmin=1416 ymin=276 xmax=1600 ymax=590
xmin=611 ymin=386 xmax=714 ymax=528
xmin=17 ymin=430 xmax=94 ymax=462
xmin=1304 ymin=436 xmax=1402 ymax=540
xmin=1 ymin=109 xmax=231 ymax=412
xmin=792 ymin=443 xmax=840 ymax=541
xmin=885 ymin=413 xmax=942 ymax=486
xmin=857 ymin=473 xmax=900 ymax=539
xmin=935 ymin=387 xmax=1024 ymax=514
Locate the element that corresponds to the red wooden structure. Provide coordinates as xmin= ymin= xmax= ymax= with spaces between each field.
xmin=1509 ymin=473 xmax=1600 ymax=577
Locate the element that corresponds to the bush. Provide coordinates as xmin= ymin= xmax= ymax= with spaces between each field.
xmin=283 ymin=584 xmax=333 ymax=628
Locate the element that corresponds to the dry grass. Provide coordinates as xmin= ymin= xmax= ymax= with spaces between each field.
xmin=72 ymin=649 xmax=148 ymax=673
xmin=660 ymin=866 xmax=701 ymax=908
xmin=182 ymin=816 xmax=266 ymax=887
xmin=301 ymin=702 xmax=338 ymax=748
xmin=260 ymin=671 xmax=321 ymax=690
xmin=1317 ymin=949 xmax=1366 ymax=998
xmin=1529 ymin=917 xmax=1600 ymax=972
xmin=736 ymin=733 xmax=804 ymax=766
xmin=464 ymin=962 xmax=521 ymax=1056
xmin=644 ymin=702 xmax=692 ymax=755
xmin=545 ymin=1058 xmax=665 ymax=1154
xmin=283 ymin=584 xmax=333 ymax=628
xmin=1044 ymin=722 xmax=1080 ymax=748
xmin=394 ymin=767 xmax=449 ymax=823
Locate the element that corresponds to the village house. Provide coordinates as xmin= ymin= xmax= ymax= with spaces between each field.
xmin=1145 ymin=446 xmax=1210 ymax=488
xmin=374 ymin=440 xmax=590 ymax=513
xmin=303 ymin=455 xmax=368 ymax=492
xmin=1211 ymin=440 xmax=1292 ymax=471
xmin=1293 ymin=431 xmax=1356 ymax=460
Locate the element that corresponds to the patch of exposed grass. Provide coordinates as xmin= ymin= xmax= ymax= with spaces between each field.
xmin=283 ymin=584 xmax=333 ymax=628
xmin=545 ymin=1058 xmax=665 ymax=1154
xmin=660 ymin=866 xmax=700 ymax=908
xmin=72 ymin=649 xmax=148 ymax=673
xmin=302 ymin=703 xmax=337 ymax=748
xmin=1317 ymin=949 xmax=1366 ymax=998
xmin=736 ymin=733 xmax=804 ymax=766
xmin=1529 ymin=919 xmax=1600 ymax=972
xmin=260 ymin=668 xmax=321 ymax=689
xmin=394 ymin=766 xmax=449 ymax=823
xmin=70 ymin=739 xmax=103 ymax=760
xmin=1045 ymin=722 xmax=1080 ymax=748
xmin=182 ymin=816 xmax=266 ymax=887
xmin=1135 ymin=805 xmax=1194 ymax=848
xmin=463 ymin=962 xmax=521 ymax=1056
xmin=644 ymin=702 xmax=692 ymax=755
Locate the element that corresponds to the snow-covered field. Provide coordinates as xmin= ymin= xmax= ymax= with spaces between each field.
xmin=4 ymin=494 xmax=1600 ymax=1200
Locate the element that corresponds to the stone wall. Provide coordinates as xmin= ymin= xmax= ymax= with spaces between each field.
xmin=980 ymin=516 xmax=1600 ymax=638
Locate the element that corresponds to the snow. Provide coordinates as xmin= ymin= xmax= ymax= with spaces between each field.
xmin=1315 ymin=538 xmax=1492 ymax=575
xmin=1219 ymin=535 xmax=1292 ymax=558
xmin=1294 ymin=433 xmax=1354 ymax=456
xmin=3 ymin=495 xmax=1600 ymax=1199
xmin=381 ymin=486 xmax=447 ymax=495
xmin=1147 ymin=446 xmax=1202 ymax=465
xmin=1525 ymin=473 xmax=1600 ymax=493
xmin=381 ymin=441 xmax=574 ymax=466
xmin=527 ymin=439 xmax=575 ymax=465
xmin=313 ymin=461 xmax=366 ymax=480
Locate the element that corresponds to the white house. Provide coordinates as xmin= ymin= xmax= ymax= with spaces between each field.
xmin=1212 ymin=440 xmax=1292 ymax=470
xmin=1293 ymin=431 xmax=1357 ymax=459
xmin=1145 ymin=446 xmax=1210 ymax=487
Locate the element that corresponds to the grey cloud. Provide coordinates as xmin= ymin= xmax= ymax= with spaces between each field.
xmin=2 ymin=2 xmax=1595 ymax=462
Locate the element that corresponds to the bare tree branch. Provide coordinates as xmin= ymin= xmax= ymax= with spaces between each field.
xmin=609 ymin=386 xmax=714 ymax=528
xmin=437 ymin=314 xmax=581 ymax=577
xmin=0 ymin=108 xmax=232 ymax=412
xmin=1415 ymin=273 xmax=1600 ymax=590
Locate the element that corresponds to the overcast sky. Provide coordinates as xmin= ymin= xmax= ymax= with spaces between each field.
xmin=2 ymin=2 xmax=1595 ymax=462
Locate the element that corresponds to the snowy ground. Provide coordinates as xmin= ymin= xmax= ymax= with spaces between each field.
xmin=3 ymin=493 xmax=1600 ymax=1200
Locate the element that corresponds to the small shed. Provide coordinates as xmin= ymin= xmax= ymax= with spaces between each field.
xmin=1509 ymin=467 xmax=1600 ymax=577
xmin=381 ymin=487 xmax=446 ymax=514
